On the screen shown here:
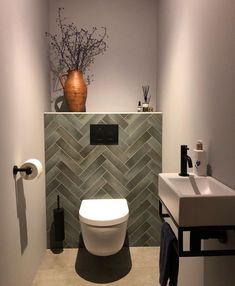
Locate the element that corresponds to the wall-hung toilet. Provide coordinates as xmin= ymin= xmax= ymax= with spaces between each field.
xmin=79 ymin=199 xmax=129 ymax=256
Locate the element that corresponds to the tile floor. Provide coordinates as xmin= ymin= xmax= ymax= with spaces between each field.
xmin=32 ymin=247 xmax=160 ymax=286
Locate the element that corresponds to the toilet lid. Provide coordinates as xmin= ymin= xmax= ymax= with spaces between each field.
xmin=79 ymin=199 xmax=129 ymax=226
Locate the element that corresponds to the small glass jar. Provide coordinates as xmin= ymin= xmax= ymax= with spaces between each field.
xmin=142 ymin=103 xmax=149 ymax=112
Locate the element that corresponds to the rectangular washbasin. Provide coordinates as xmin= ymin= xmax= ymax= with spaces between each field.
xmin=158 ymin=173 xmax=235 ymax=227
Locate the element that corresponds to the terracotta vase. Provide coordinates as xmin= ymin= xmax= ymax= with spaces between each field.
xmin=59 ymin=69 xmax=87 ymax=112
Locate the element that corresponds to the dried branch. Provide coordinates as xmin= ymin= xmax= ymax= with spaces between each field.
xmin=45 ymin=8 xmax=108 ymax=84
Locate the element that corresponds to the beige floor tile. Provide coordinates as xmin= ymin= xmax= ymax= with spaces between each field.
xmin=114 ymin=267 xmax=158 ymax=286
xmin=32 ymin=247 xmax=160 ymax=286
xmin=38 ymin=249 xmax=77 ymax=270
xmin=130 ymin=246 xmax=160 ymax=268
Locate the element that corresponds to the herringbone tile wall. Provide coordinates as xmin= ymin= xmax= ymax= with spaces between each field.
xmin=44 ymin=113 xmax=162 ymax=248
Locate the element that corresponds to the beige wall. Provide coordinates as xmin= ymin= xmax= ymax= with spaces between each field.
xmin=0 ymin=0 xmax=50 ymax=285
xmin=49 ymin=0 xmax=157 ymax=112
xmin=157 ymin=0 xmax=235 ymax=285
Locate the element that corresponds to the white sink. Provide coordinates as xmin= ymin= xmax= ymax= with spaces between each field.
xmin=158 ymin=173 xmax=235 ymax=227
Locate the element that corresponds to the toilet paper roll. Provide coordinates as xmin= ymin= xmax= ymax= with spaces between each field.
xmin=20 ymin=159 xmax=43 ymax=180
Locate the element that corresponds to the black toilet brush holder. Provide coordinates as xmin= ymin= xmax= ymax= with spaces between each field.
xmin=53 ymin=195 xmax=65 ymax=241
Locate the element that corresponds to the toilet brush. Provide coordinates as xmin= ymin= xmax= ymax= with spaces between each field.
xmin=53 ymin=195 xmax=65 ymax=241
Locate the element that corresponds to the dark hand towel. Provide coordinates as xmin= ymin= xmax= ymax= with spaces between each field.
xmin=159 ymin=222 xmax=179 ymax=286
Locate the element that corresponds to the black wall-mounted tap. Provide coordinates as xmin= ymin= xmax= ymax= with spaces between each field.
xmin=179 ymin=145 xmax=193 ymax=176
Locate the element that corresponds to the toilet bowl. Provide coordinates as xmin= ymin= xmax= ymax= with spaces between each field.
xmin=79 ymin=199 xmax=129 ymax=256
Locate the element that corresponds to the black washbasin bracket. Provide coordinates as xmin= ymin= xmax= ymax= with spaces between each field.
xmin=159 ymin=200 xmax=235 ymax=257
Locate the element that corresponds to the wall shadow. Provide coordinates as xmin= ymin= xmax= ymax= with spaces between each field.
xmin=75 ymin=234 xmax=132 ymax=283
xmin=14 ymin=177 xmax=28 ymax=254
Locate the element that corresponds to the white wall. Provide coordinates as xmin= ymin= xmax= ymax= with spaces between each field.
xmin=0 ymin=0 xmax=50 ymax=285
xmin=157 ymin=0 xmax=235 ymax=285
xmin=49 ymin=0 xmax=157 ymax=112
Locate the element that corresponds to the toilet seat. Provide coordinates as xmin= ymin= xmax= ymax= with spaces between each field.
xmin=79 ymin=199 xmax=129 ymax=227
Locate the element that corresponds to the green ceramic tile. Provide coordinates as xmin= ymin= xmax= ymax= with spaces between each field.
xmin=45 ymin=113 xmax=162 ymax=247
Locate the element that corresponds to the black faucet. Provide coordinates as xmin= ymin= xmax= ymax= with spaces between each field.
xmin=179 ymin=145 xmax=193 ymax=176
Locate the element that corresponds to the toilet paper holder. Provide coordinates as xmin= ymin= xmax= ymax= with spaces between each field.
xmin=13 ymin=165 xmax=32 ymax=176
xmin=13 ymin=159 xmax=43 ymax=180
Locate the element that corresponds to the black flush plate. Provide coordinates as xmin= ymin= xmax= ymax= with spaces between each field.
xmin=90 ymin=124 xmax=119 ymax=145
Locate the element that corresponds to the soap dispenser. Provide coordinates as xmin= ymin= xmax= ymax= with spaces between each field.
xmin=193 ymin=140 xmax=207 ymax=176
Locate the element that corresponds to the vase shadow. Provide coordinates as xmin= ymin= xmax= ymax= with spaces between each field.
xmin=54 ymin=96 xmax=69 ymax=112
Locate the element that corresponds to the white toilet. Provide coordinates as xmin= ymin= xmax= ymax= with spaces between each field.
xmin=79 ymin=199 xmax=129 ymax=256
